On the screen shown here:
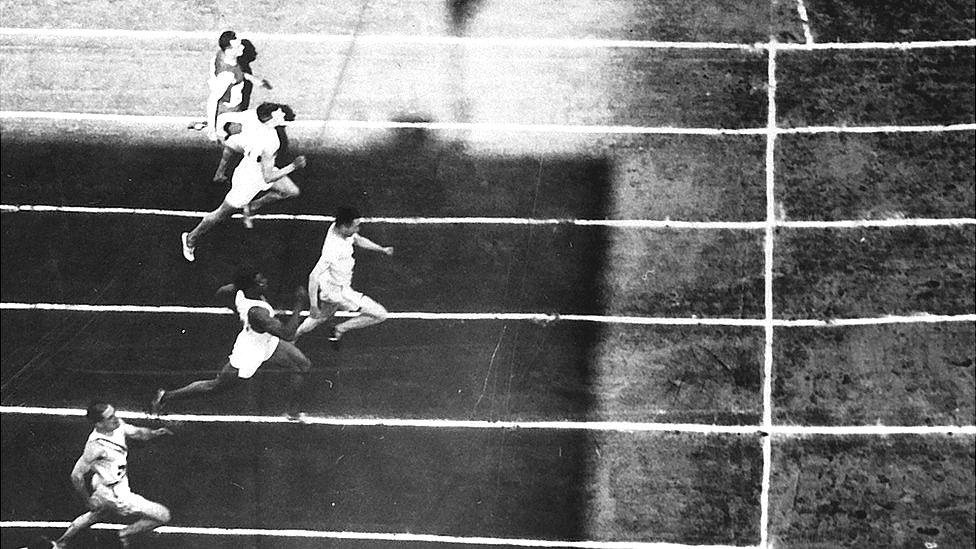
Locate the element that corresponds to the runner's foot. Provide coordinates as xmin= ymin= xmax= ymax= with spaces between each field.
xmin=328 ymin=327 xmax=342 ymax=351
xmin=181 ymin=233 xmax=195 ymax=262
xmin=242 ymin=204 xmax=254 ymax=229
xmin=150 ymin=389 xmax=166 ymax=415
xmin=285 ymin=411 xmax=309 ymax=423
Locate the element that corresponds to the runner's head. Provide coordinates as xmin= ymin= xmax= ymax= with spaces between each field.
xmin=256 ymin=103 xmax=296 ymax=126
xmin=234 ymin=270 xmax=268 ymax=294
xmin=335 ymin=206 xmax=362 ymax=238
xmin=218 ymin=30 xmax=244 ymax=56
xmin=86 ymin=401 xmax=121 ymax=431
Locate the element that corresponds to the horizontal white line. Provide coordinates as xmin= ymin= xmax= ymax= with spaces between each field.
xmin=0 ymin=111 xmax=764 ymax=135
xmin=779 ymin=123 xmax=976 ymax=134
xmin=774 ymin=39 xmax=976 ymax=50
xmin=3 ymin=407 xmax=975 ymax=436
xmin=0 ymin=204 xmax=769 ymax=228
xmin=0 ymin=522 xmax=745 ymax=549
xmin=2 ymin=304 xmax=974 ymax=327
xmin=3 ymin=111 xmax=976 ymax=135
xmin=2 ymin=27 xmax=974 ymax=51
xmin=3 ymin=205 xmax=975 ymax=229
xmin=0 ymin=26 xmax=756 ymax=50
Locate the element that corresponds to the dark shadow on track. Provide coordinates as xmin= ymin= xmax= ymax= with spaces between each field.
xmin=1 ymin=123 xmax=615 ymax=542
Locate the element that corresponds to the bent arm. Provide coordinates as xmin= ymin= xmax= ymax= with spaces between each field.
xmin=124 ymin=423 xmax=173 ymax=441
xmin=70 ymin=450 xmax=97 ymax=498
xmin=215 ymin=283 xmax=238 ymax=310
xmin=248 ymin=300 xmax=305 ymax=341
xmin=259 ymin=149 xmax=303 ymax=183
xmin=353 ymin=234 xmax=394 ymax=256
xmin=243 ymin=72 xmax=272 ymax=88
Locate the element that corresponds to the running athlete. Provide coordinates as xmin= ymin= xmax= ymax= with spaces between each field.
xmin=207 ymin=33 xmax=273 ymax=183
xmin=296 ymin=207 xmax=394 ymax=349
xmin=151 ymin=271 xmax=313 ymax=419
xmin=182 ymin=102 xmax=306 ymax=262
xmin=52 ymin=402 xmax=172 ymax=549
xmin=205 ymin=31 xmax=271 ymax=140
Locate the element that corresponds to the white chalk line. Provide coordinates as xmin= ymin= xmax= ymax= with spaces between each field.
xmin=2 ymin=303 xmax=974 ymax=327
xmin=3 ymin=407 xmax=975 ymax=437
xmin=0 ymin=522 xmax=746 ymax=549
xmin=3 ymin=204 xmax=975 ymax=229
xmin=794 ymin=0 xmax=814 ymax=44
xmin=3 ymin=110 xmax=976 ymax=135
xmin=2 ymin=26 xmax=974 ymax=50
xmin=760 ymin=42 xmax=778 ymax=549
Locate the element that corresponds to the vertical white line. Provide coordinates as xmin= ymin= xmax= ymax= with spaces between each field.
xmin=761 ymin=39 xmax=778 ymax=549
xmin=795 ymin=0 xmax=814 ymax=44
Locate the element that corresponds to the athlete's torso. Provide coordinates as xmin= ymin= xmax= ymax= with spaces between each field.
xmin=86 ymin=423 xmax=128 ymax=488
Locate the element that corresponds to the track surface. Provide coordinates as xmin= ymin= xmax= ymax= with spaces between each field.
xmin=2 ymin=1 xmax=976 ymax=548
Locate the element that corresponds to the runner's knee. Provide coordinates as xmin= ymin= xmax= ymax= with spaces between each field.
xmin=371 ymin=304 xmax=388 ymax=323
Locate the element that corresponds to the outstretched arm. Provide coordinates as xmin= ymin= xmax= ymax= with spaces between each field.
xmin=243 ymin=72 xmax=273 ymax=89
xmin=353 ymin=234 xmax=394 ymax=256
xmin=215 ymin=283 xmax=238 ymax=309
xmin=123 ymin=423 xmax=174 ymax=441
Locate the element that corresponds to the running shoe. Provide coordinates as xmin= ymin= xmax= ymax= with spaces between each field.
xmin=328 ymin=327 xmax=342 ymax=351
xmin=181 ymin=233 xmax=195 ymax=262
xmin=150 ymin=389 xmax=166 ymax=415
xmin=242 ymin=204 xmax=254 ymax=229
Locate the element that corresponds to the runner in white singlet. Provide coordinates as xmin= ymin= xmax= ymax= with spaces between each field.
xmin=53 ymin=402 xmax=172 ymax=549
xmin=151 ymin=271 xmax=313 ymax=420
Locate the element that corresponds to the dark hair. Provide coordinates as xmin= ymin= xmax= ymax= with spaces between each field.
xmin=86 ymin=401 xmax=111 ymax=423
xmin=240 ymin=39 xmax=257 ymax=71
xmin=218 ymin=30 xmax=237 ymax=51
xmin=335 ymin=206 xmax=361 ymax=227
xmin=234 ymin=269 xmax=261 ymax=292
xmin=256 ymin=102 xmax=296 ymax=124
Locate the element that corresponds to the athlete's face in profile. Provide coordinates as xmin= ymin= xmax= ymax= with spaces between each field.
xmin=228 ymin=38 xmax=244 ymax=57
xmin=338 ymin=219 xmax=362 ymax=238
xmin=98 ymin=406 xmax=121 ymax=431
xmin=268 ymin=108 xmax=287 ymax=126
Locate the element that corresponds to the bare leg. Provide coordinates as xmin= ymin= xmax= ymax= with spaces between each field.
xmin=335 ymin=296 xmax=388 ymax=336
xmin=156 ymin=362 xmax=239 ymax=410
xmin=246 ymin=175 xmax=300 ymax=214
xmin=118 ymin=501 xmax=170 ymax=548
xmin=213 ymin=147 xmax=238 ymax=183
xmin=214 ymin=135 xmax=245 ymax=183
xmin=186 ymin=201 xmax=237 ymax=248
xmin=296 ymin=301 xmax=340 ymax=339
xmin=55 ymin=510 xmax=106 ymax=546
xmin=265 ymin=341 xmax=313 ymax=415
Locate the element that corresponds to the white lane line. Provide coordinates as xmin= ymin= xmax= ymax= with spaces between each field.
xmin=3 ymin=407 xmax=975 ymax=436
xmin=776 ymin=39 xmax=976 ymax=50
xmin=0 ymin=27 xmax=761 ymax=50
xmin=2 ymin=304 xmax=975 ymax=327
xmin=760 ymin=40 xmax=779 ymax=549
xmin=795 ymin=0 xmax=814 ymax=44
xmin=4 ymin=111 xmax=975 ymax=134
xmin=0 ymin=111 xmax=767 ymax=135
xmin=0 ymin=522 xmax=750 ymax=549
xmin=779 ymin=124 xmax=976 ymax=134
xmin=3 ymin=204 xmax=974 ymax=229
xmin=2 ymin=27 xmax=974 ymax=50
